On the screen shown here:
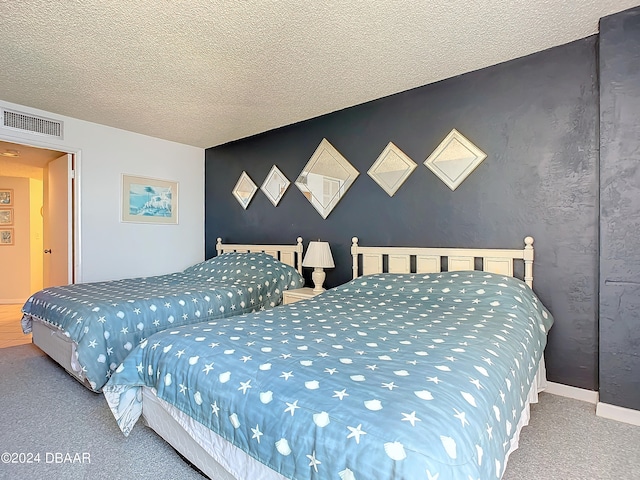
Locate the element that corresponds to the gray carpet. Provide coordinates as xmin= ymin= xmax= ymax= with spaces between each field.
xmin=1 ymin=344 xmax=639 ymax=480
xmin=503 ymin=390 xmax=640 ymax=480
xmin=0 ymin=344 xmax=204 ymax=480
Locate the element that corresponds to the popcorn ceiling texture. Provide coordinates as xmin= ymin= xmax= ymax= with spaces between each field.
xmin=0 ymin=0 xmax=636 ymax=148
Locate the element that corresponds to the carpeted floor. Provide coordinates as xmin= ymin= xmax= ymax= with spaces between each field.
xmin=1 ymin=344 xmax=639 ymax=480
xmin=504 ymin=390 xmax=640 ymax=480
xmin=0 ymin=344 xmax=205 ymax=480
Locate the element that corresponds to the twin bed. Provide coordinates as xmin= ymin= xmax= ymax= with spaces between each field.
xmin=97 ymin=236 xmax=552 ymax=479
xmin=21 ymin=238 xmax=305 ymax=391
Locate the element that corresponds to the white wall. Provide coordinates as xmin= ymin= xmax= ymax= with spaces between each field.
xmin=0 ymin=100 xmax=205 ymax=283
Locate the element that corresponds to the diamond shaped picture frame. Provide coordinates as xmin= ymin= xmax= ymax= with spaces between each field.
xmin=295 ymin=138 xmax=359 ymax=219
xmin=424 ymin=129 xmax=487 ymax=191
xmin=261 ymin=165 xmax=290 ymax=206
xmin=232 ymin=171 xmax=258 ymax=209
xmin=368 ymin=142 xmax=417 ymax=197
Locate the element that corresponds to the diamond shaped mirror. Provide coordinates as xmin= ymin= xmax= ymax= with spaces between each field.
xmin=424 ymin=129 xmax=487 ymax=191
xmin=368 ymin=142 xmax=417 ymax=196
xmin=295 ymin=139 xmax=359 ymax=219
xmin=232 ymin=171 xmax=258 ymax=209
xmin=261 ymin=165 xmax=290 ymax=206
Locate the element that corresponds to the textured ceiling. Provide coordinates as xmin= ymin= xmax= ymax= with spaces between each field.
xmin=0 ymin=1 xmax=636 ymax=148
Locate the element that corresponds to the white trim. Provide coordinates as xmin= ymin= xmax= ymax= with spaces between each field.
xmin=0 ymin=299 xmax=27 ymax=305
xmin=73 ymin=151 xmax=82 ymax=283
xmin=63 ymin=153 xmax=74 ymax=284
xmin=536 ymin=382 xmax=640 ymax=427
xmin=545 ymin=381 xmax=599 ymax=404
xmin=596 ymin=402 xmax=640 ymax=427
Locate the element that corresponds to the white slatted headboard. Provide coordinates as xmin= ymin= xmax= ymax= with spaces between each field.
xmin=216 ymin=237 xmax=304 ymax=275
xmin=351 ymin=236 xmax=534 ymax=288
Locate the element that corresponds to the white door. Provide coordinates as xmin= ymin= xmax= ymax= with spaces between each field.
xmin=43 ymin=154 xmax=72 ymax=287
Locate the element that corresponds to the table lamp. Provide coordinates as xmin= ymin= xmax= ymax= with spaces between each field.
xmin=301 ymin=241 xmax=335 ymax=293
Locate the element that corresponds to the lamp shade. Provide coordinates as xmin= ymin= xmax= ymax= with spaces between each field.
xmin=302 ymin=241 xmax=335 ymax=268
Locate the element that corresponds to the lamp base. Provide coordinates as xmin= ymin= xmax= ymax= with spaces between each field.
xmin=311 ymin=267 xmax=326 ymax=293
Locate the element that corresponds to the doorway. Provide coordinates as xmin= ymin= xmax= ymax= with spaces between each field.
xmin=0 ymin=139 xmax=76 ymax=304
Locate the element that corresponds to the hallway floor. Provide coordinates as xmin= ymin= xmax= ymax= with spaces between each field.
xmin=0 ymin=304 xmax=31 ymax=348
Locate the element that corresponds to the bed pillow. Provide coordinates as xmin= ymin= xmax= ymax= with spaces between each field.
xmin=183 ymin=251 xmax=304 ymax=290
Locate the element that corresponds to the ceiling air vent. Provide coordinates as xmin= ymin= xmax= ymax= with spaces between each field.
xmin=1 ymin=108 xmax=64 ymax=139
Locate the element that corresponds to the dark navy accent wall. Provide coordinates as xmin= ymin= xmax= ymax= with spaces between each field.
xmin=599 ymin=7 xmax=640 ymax=410
xmin=206 ymin=38 xmax=600 ymax=391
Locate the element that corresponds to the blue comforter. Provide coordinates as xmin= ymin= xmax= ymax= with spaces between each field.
xmin=104 ymin=272 xmax=553 ymax=479
xmin=22 ymin=252 xmax=304 ymax=391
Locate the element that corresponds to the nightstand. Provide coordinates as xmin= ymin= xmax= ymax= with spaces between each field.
xmin=282 ymin=287 xmax=320 ymax=305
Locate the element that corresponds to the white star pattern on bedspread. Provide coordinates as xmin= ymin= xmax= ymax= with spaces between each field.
xmin=104 ymin=272 xmax=553 ymax=480
xmin=20 ymin=252 xmax=304 ymax=391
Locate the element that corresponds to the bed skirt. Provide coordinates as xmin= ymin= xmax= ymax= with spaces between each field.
xmin=140 ymin=358 xmax=548 ymax=480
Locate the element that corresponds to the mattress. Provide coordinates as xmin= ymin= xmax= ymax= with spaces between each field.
xmin=105 ymin=271 xmax=554 ymax=479
xmin=22 ymin=252 xmax=304 ymax=391
xmin=31 ymin=318 xmax=90 ymax=386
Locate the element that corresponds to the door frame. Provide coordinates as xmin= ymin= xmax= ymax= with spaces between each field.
xmin=0 ymin=131 xmax=81 ymax=284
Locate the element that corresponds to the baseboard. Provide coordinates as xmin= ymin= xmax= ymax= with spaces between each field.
xmin=545 ymin=381 xmax=599 ymax=404
xmin=545 ymin=382 xmax=640 ymax=426
xmin=0 ymin=299 xmax=26 ymax=305
xmin=596 ymin=402 xmax=640 ymax=427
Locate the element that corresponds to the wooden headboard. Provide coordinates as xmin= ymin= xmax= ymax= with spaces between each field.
xmin=351 ymin=236 xmax=534 ymax=288
xmin=216 ymin=237 xmax=304 ymax=275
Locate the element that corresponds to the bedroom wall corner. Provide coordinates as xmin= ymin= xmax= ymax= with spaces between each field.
xmin=598 ymin=5 xmax=640 ymax=411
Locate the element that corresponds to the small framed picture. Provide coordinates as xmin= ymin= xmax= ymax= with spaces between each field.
xmin=0 ymin=208 xmax=13 ymax=225
xmin=0 ymin=228 xmax=13 ymax=245
xmin=0 ymin=189 xmax=13 ymax=206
